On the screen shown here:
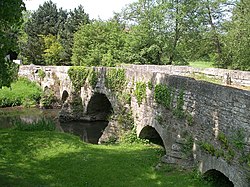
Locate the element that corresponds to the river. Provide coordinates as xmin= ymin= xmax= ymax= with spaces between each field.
xmin=0 ymin=107 xmax=108 ymax=144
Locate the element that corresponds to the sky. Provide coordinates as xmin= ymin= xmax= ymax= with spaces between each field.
xmin=24 ymin=0 xmax=136 ymax=20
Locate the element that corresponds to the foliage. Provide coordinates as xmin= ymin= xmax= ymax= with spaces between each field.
xmin=0 ymin=78 xmax=42 ymax=107
xmin=42 ymin=34 xmax=64 ymax=65
xmin=13 ymin=118 xmax=56 ymax=131
xmin=154 ymin=84 xmax=172 ymax=109
xmin=0 ymin=129 xmax=212 ymax=187
xmin=67 ymin=66 xmax=89 ymax=91
xmin=72 ymin=20 xmax=126 ymax=66
xmin=218 ymin=132 xmax=229 ymax=149
xmin=40 ymin=89 xmax=56 ymax=108
xmin=0 ymin=0 xmax=25 ymax=87
xmin=200 ymin=142 xmax=216 ymax=156
xmin=222 ymin=0 xmax=250 ymax=70
xmin=87 ymin=68 xmax=99 ymax=88
xmin=38 ymin=69 xmax=46 ymax=79
xmin=59 ymin=5 xmax=90 ymax=63
xmin=119 ymin=0 xmax=201 ymax=65
xmin=135 ymin=82 xmax=147 ymax=105
xmin=105 ymin=68 xmax=126 ymax=92
xmin=147 ymin=81 xmax=153 ymax=90
xmin=120 ymin=128 xmax=149 ymax=144
xmin=182 ymin=136 xmax=194 ymax=157
xmin=173 ymin=89 xmax=185 ymax=118
xmin=21 ymin=1 xmax=89 ymax=65
xmin=231 ymin=129 xmax=245 ymax=150
xmin=68 ymin=67 xmax=99 ymax=91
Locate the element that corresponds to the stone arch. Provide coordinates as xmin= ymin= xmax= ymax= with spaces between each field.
xmin=199 ymin=154 xmax=247 ymax=187
xmin=86 ymin=92 xmax=113 ymax=120
xmin=138 ymin=125 xmax=164 ymax=147
xmin=82 ymin=92 xmax=113 ymax=144
xmin=61 ymin=90 xmax=69 ymax=103
xmin=203 ymin=169 xmax=234 ymax=187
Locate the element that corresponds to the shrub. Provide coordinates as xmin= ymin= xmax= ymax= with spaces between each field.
xmin=0 ymin=78 xmax=42 ymax=107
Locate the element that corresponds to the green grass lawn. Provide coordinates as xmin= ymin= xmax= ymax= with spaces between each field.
xmin=188 ymin=61 xmax=214 ymax=69
xmin=0 ymin=130 xmax=213 ymax=187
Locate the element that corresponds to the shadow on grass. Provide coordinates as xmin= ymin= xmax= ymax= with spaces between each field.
xmin=0 ymin=130 xmax=210 ymax=187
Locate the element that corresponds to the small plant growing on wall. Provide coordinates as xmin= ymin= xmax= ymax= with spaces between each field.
xmin=68 ymin=66 xmax=89 ymax=91
xmin=88 ymin=68 xmax=99 ymax=88
xmin=135 ymin=81 xmax=147 ymax=105
xmin=105 ymin=68 xmax=126 ymax=92
xmin=38 ymin=69 xmax=46 ymax=80
xmin=154 ymin=84 xmax=172 ymax=109
xmin=173 ymin=89 xmax=185 ymax=118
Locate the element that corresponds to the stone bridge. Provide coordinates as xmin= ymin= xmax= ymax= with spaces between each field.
xmin=19 ymin=65 xmax=250 ymax=187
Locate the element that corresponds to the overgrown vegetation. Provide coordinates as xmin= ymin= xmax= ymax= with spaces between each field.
xmin=40 ymin=89 xmax=56 ymax=109
xmin=38 ymin=69 xmax=46 ymax=80
xmin=67 ymin=66 xmax=99 ymax=91
xmin=105 ymin=68 xmax=126 ymax=92
xmin=154 ymin=84 xmax=172 ymax=110
xmin=200 ymin=130 xmax=247 ymax=164
xmin=173 ymin=89 xmax=185 ymax=118
xmin=0 ymin=78 xmax=42 ymax=107
xmin=0 ymin=129 xmax=214 ymax=187
xmin=135 ymin=81 xmax=147 ymax=105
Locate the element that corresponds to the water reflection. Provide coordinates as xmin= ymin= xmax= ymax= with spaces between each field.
xmin=0 ymin=107 xmax=108 ymax=144
xmin=60 ymin=121 xmax=108 ymax=144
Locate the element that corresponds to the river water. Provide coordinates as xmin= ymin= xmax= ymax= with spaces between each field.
xmin=0 ymin=107 xmax=108 ymax=144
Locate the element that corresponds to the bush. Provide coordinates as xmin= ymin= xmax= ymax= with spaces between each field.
xmin=0 ymin=78 xmax=42 ymax=107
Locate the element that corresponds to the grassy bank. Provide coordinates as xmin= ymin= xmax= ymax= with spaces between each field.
xmin=0 ymin=78 xmax=42 ymax=107
xmin=188 ymin=61 xmax=214 ymax=69
xmin=0 ymin=129 xmax=214 ymax=187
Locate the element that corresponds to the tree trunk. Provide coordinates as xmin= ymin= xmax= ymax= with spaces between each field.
xmin=206 ymin=0 xmax=222 ymax=60
xmin=169 ymin=0 xmax=180 ymax=65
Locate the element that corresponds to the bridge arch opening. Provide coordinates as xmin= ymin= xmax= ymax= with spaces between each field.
xmin=61 ymin=90 xmax=69 ymax=103
xmin=79 ymin=92 xmax=113 ymax=144
xmin=203 ymin=169 xmax=234 ymax=187
xmin=139 ymin=126 xmax=164 ymax=147
xmin=87 ymin=93 xmax=113 ymax=118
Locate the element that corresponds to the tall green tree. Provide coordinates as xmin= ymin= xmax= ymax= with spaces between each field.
xmin=59 ymin=5 xmax=90 ymax=64
xmin=72 ymin=20 xmax=126 ymax=66
xmin=223 ymin=0 xmax=250 ymax=70
xmin=0 ymin=0 xmax=25 ymax=87
xmin=197 ymin=0 xmax=235 ymax=65
xmin=21 ymin=0 xmax=67 ymax=65
xmin=120 ymin=0 xmax=200 ymax=65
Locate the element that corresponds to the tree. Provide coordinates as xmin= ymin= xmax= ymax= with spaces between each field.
xmin=223 ymin=0 xmax=250 ymax=70
xmin=120 ymin=0 xmax=200 ymax=65
xmin=21 ymin=0 xmax=67 ymax=65
xmin=72 ymin=20 xmax=126 ymax=66
xmin=42 ymin=34 xmax=64 ymax=65
xmin=59 ymin=5 xmax=90 ymax=64
xmin=0 ymin=0 xmax=25 ymax=87
xmin=197 ymin=0 xmax=235 ymax=65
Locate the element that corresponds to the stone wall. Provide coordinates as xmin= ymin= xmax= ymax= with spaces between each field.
xmin=124 ymin=68 xmax=250 ymax=187
xmin=125 ymin=64 xmax=250 ymax=87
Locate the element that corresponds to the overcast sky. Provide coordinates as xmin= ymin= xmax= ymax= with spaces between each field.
xmin=24 ymin=0 xmax=136 ymax=20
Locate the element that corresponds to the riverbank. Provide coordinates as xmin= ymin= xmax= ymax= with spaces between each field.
xmin=0 ymin=78 xmax=42 ymax=107
xmin=0 ymin=129 xmax=214 ymax=187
